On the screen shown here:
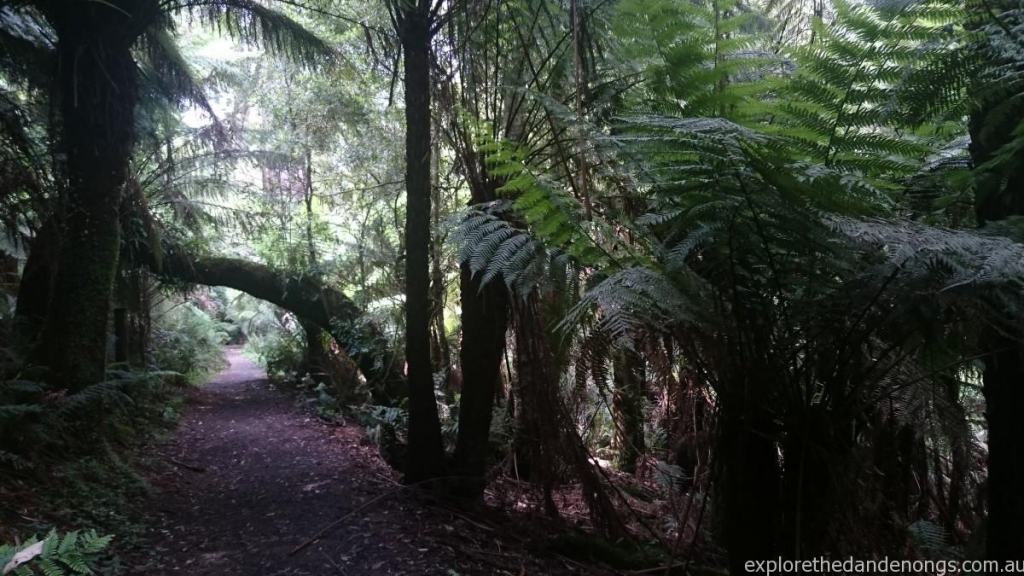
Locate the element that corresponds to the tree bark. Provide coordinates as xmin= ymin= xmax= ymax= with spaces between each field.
xmin=968 ymin=10 xmax=1024 ymax=555
xmin=512 ymin=293 xmax=625 ymax=537
xmin=396 ymin=0 xmax=446 ymax=484
xmin=113 ymin=308 xmax=130 ymax=364
xmin=718 ymin=402 xmax=782 ymax=574
xmin=37 ymin=3 xmax=144 ymax=389
xmin=611 ymin=347 xmax=645 ymax=474
xmin=14 ymin=218 xmax=58 ymax=354
xmin=451 ymin=263 xmax=508 ymax=496
xmin=979 ymin=335 xmax=1024 ymax=559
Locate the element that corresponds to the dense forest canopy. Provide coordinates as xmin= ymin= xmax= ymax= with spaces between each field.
xmin=2 ymin=0 xmax=1024 ymax=573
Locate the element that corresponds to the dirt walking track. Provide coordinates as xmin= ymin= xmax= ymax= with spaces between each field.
xmin=129 ymin=346 xmax=606 ymax=575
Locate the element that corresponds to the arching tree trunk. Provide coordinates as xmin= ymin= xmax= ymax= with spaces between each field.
xmin=155 ymin=252 xmax=406 ymax=404
xmin=394 ymin=0 xmax=446 ymax=484
xmin=38 ymin=4 xmax=143 ymax=389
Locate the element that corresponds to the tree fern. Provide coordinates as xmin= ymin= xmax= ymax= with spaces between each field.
xmin=613 ymin=0 xmax=774 ymax=120
xmin=768 ymin=0 xmax=961 ymax=181
xmin=452 ymin=136 xmax=640 ymax=297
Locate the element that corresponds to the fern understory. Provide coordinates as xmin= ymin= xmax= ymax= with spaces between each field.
xmin=0 ymin=366 xmax=204 ymax=567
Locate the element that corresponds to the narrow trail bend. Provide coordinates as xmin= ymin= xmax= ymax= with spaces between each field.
xmin=129 ymin=346 xmax=600 ymax=576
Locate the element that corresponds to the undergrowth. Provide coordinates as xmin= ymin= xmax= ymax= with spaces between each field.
xmin=0 ymin=368 xmax=197 ymax=568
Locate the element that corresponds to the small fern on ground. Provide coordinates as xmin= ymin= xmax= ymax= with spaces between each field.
xmin=0 ymin=530 xmax=112 ymax=576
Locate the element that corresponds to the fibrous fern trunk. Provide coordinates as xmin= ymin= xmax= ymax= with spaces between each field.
xmin=968 ymin=12 xmax=1024 ymax=554
xmin=611 ymin=347 xmax=646 ymax=473
xmin=979 ymin=339 xmax=1024 ymax=558
xmin=512 ymin=292 xmax=625 ymax=537
xmin=38 ymin=3 xmax=144 ymax=390
xmin=716 ymin=383 xmax=782 ymax=574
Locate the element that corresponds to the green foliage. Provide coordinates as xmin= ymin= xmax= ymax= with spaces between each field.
xmin=150 ymin=295 xmax=230 ymax=381
xmin=768 ymin=0 xmax=960 ymax=180
xmin=969 ymin=2 xmax=1024 ymax=212
xmin=173 ymin=0 xmax=335 ymax=66
xmin=452 ymin=137 xmax=636 ymax=297
xmin=907 ymin=520 xmax=961 ymax=560
xmin=247 ymin=327 xmax=305 ymax=382
xmin=227 ymin=294 xmax=307 ymax=381
xmin=0 ymin=371 xmax=188 ymax=464
xmin=614 ymin=0 xmax=773 ymax=119
xmin=0 ymin=530 xmax=112 ymax=576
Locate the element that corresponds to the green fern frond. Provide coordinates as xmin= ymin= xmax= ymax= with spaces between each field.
xmin=171 ymin=0 xmax=334 ymax=66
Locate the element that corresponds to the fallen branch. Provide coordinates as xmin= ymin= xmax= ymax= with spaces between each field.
xmin=288 ymin=489 xmax=399 ymax=556
xmin=288 ymin=475 xmax=470 ymax=557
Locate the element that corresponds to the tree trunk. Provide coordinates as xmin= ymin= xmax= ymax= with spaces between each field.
xmin=429 ymin=146 xmax=452 ymax=400
xmin=301 ymin=318 xmax=328 ymax=381
xmin=717 ymin=389 xmax=782 ymax=574
xmin=451 ymin=263 xmax=508 ymax=496
xmin=611 ymin=347 xmax=645 ymax=473
xmin=38 ymin=4 xmax=142 ymax=389
xmin=780 ymin=407 xmax=852 ymax=559
xmin=397 ymin=0 xmax=446 ymax=484
xmin=512 ymin=293 xmax=625 ymax=537
xmin=113 ymin=308 xmax=129 ymax=364
xmin=449 ymin=170 xmax=511 ymax=497
xmin=968 ymin=15 xmax=1024 ymax=554
xmin=300 ymin=317 xmax=363 ymax=402
xmin=980 ymin=341 xmax=1024 ymax=558
xmin=14 ymin=218 xmax=58 ymax=354
xmin=156 ymin=252 xmax=405 ymax=403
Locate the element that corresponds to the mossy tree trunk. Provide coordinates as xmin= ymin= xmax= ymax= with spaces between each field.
xmin=38 ymin=3 xmax=148 ymax=390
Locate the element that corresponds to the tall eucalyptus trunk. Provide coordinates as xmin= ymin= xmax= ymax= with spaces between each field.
xmin=395 ymin=0 xmax=445 ymax=484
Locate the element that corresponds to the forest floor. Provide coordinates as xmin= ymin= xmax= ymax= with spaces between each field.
xmin=124 ymin=346 xmax=618 ymax=575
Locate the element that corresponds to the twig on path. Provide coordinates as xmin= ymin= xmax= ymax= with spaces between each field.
xmin=626 ymin=562 xmax=687 ymax=575
xmin=288 ymin=489 xmax=400 ymax=557
xmin=288 ymin=475 xmax=472 ymax=557
xmin=427 ymin=503 xmax=496 ymax=533
xmin=320 ymin=550 xmax=348 ymax=575
xmin=164 ymin=456 xmax=206 ymax=473
xmin=554 ymin=552 xmax=624 ymax=575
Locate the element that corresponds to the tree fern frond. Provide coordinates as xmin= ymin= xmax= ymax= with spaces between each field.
xmin=171 ymin=0 xmax=334 ymax=65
